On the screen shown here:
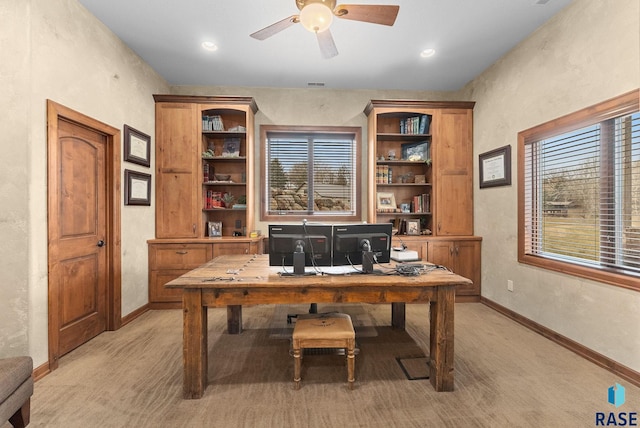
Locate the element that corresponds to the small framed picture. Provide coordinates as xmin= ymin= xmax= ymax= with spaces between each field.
xmin=376 ymin=192 xmax=397 ymax=211
xmin=123 ymin=125 xmax=151 ymax=167
xmin=401 ymin=141 xmax=430 ymax=162
xmin=479 ymin=145 xmax=511 ymax=188
xmin=222 ymin=138 xmax=240 ymax=157
xmin=406 ymin=219 xmax=420 ymax=236
xmin=124 ymin=169 xmax=151 ymax=206
xmin=207 ymin=221 xmax=222 ymax=237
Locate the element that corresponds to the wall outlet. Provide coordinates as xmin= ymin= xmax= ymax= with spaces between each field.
xmin=507 ymin=280 xmax=514 ymax=292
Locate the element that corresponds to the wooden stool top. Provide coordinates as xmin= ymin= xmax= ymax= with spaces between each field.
xmin=292 ymin=313 xmax=355 ymax=340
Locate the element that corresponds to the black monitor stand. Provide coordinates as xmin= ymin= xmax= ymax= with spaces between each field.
xmin=361 ymin=239 xmax=374 ymax=273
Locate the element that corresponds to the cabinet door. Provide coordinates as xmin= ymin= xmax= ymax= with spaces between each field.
xmin=435 ymin=109 xmax=473 ymax=236
xmin=427 ymin=240 xmax=454 ymax=269
xmin=150 ymin=270 xmax=187 ymax=303
xmin=451 ymin=240 xmax=480 ymax=295
xmin=155 ymin=103 xmax=200 ymax=238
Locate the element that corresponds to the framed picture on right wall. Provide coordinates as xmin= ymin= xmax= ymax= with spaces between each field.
xmin=479 ymin=145 xmax=511 ymax=188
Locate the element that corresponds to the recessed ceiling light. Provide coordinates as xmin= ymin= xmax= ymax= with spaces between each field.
xmin=420 ymin=49 xmax=436 ymax=58
xmin=202 ymin=41 xmax=218 ymax=51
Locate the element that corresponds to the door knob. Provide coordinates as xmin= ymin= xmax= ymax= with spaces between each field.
xmin=97 ymin=240 xmax=105 ymax=247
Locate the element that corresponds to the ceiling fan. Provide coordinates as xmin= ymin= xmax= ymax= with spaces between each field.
xmin=250 ymin=0 xmax=400 ymax=59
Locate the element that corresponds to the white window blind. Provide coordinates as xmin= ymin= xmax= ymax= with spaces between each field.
xmin=523 ymin=112 xmax=640 ymax=273
xmin=266 ymin=131 xmax=357 ymax=217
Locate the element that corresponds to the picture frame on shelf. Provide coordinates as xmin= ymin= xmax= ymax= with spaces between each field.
xmin=222 ymin=138 xmax=241 ymax=157
xmin=207 ymin=221 xmax=222 ymax=237
xmin=376 ymin=192 xmax=397 ymax=211
xmin=406 ymin=219 xmax=420 ymax=236
xmin=401 ymin=141 xmax=430 ymax=162
xmin=123 ymin=125 xmax=151 ymax=167
xmin=479 ymin=145 xmax=511 ymax=188
xmin=124 ymin=169 xmax=151 ymax=206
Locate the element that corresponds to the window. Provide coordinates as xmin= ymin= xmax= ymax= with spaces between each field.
xmin=261 ymin=125 xmax=361 ymax=222
xmin=518 ymin=90 xmax=640 ymax=291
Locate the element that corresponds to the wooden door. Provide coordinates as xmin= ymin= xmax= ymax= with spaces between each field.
xmin=50 ymin=119 xmax=107 ymax=357
xmin=47 ymin=100 xmax=121 ymax=369
xmin=435 ymin=109 xmax=473 ymax=235
xmin=155 ymin=103 xmax=200 ymax=238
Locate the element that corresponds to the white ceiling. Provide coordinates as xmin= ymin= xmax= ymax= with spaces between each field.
xmin=77 ymin=0 xmax=572 ymax=91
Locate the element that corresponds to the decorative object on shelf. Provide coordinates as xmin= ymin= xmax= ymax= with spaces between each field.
xmin=123 ymin=125 xmax=151 ymax=167
xmin=376 ymin=192 xmax=397 ymax=212
xmin=214 ymin=174 xmax=231 ymax=181
xmin=207 ymin=221 xmax=222 ymax=237
xmin=222 ymin=138 xmax=241 ymax=157
xmin=400 ymin=203 xmax=410 ymax=213
xmin=202 ymin=149 xmax=215 ymax=159
xmin=401 ymin=141 xmax=430 ymax=162
xmin=399 ymin=172 xmax=414 ymax=183
xmin=414 ymin=174 xmax=426 ymax=184
xmin=124 ymin=169 xmax=151 ymax=206
xmin=222 ymin=192 xmax=235 ymax=208
xmin=406 ymin=219 xmax=420 ymax=235
xmin=479 ymin=145 xmax=511 ymax=188
xmin=387 ymin=149 xmax=396 ymax=160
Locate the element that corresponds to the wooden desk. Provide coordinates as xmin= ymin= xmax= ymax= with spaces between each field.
xmin=166 ymin=254 xmax=472 ymax=399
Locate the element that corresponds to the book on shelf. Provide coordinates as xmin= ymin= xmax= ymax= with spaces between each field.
xmin=399 ymin=114 xmax=431 ymax=135
xmin=411 ymin=193 xmax=430 ymax=213
xmin=203 ymin=163 xmax=210 ymax=182
xmin=202 ymin=115 xmax=224 ymax=131
xmin=376 ymin=165 xmax=393 ymax=184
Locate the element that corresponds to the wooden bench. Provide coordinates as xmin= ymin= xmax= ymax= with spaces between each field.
xmin=291 ymin=313 xmax=356 ymax=390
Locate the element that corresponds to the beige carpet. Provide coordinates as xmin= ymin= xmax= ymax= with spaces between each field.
xmin=7 ymin=303 xmax=639 ymax=427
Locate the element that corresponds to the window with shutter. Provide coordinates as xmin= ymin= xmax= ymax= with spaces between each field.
xmin=261 ymin=126 xmax=361 ymax=222
xmin=518 ymin=90 xmax=640 ymax=291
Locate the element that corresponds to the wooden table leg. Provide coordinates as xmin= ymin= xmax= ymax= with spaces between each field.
xmin=182 ymin=289 xmax=207 ymax=399
xmin=429 ymin=285 xmax=455 ymax=391
xmin=391 ymin=302 xmax=406 ymax=330
xmin=227 ymin=305 xmax=242 ymax=334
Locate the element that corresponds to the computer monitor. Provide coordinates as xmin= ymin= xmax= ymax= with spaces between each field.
xmin=268 ymin=224 xmax=333 ymax=273
xmin=332 ymin=223 xmax=393 ymax=271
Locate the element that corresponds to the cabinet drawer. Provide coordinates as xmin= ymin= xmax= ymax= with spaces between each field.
xmin=151 ymin=244 xmax=213 ymax=269
xmin=213 ymin=242 xmax=253 ymax=257
xmin=150 ymin=270 xmax=185 ymax=302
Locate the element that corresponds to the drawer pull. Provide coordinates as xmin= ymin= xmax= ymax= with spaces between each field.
xmin=175 ymin=251 xmax=188 ymax=255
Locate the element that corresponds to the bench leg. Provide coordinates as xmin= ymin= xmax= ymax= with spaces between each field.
xmin=293 ymin=347 xmax=302 ymax=390
xmin=9 ymin=397 xmax=30 ymax=428
xmin=347 ymin=344 xmax=355 ymax=390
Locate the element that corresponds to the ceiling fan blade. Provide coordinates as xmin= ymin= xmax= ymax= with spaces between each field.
xmin=334 ymin=4 xmax=399 ymax=26
xmin=250 ymin=15 xmax=299 ymax=40
xmin=317 ymin=29 xmax=338 ymax=59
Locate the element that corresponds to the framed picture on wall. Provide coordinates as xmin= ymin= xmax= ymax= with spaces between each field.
xmin=124 ymin=169 xmax=151 ymax=206
xmin=124 ymin=125 xmax=151 ymax=167
xmin=479 ymin=145 xmax=511 ymax=188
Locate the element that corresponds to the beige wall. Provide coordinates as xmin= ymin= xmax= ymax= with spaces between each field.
xmin=460 ymin=0 xmax=640 ymax=371
xmin=0 ymin=0 xmax=169 ymax=366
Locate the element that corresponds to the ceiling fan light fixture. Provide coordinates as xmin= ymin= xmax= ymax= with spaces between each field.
xmin=202 ymin=41 xmax=218 ymax=51
xmin=420 ymin=48 xmax=436 ymax=58
xmin=299 ymin=3 xmax=334 ymax=33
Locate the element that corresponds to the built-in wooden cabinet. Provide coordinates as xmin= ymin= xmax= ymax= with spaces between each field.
xmin=150 ymin=95 xmax=262 ymax=306
xmin=366 ymin=100 xmax=481 ymax=300
xmin=427 ymin=237 xmax=481 ymax=298
xmin=148 ymin=239 xmax=262 ymax=308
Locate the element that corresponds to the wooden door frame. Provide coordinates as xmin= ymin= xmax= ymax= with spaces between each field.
xmin=46 ymin=100 xmax=122 ymax=370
